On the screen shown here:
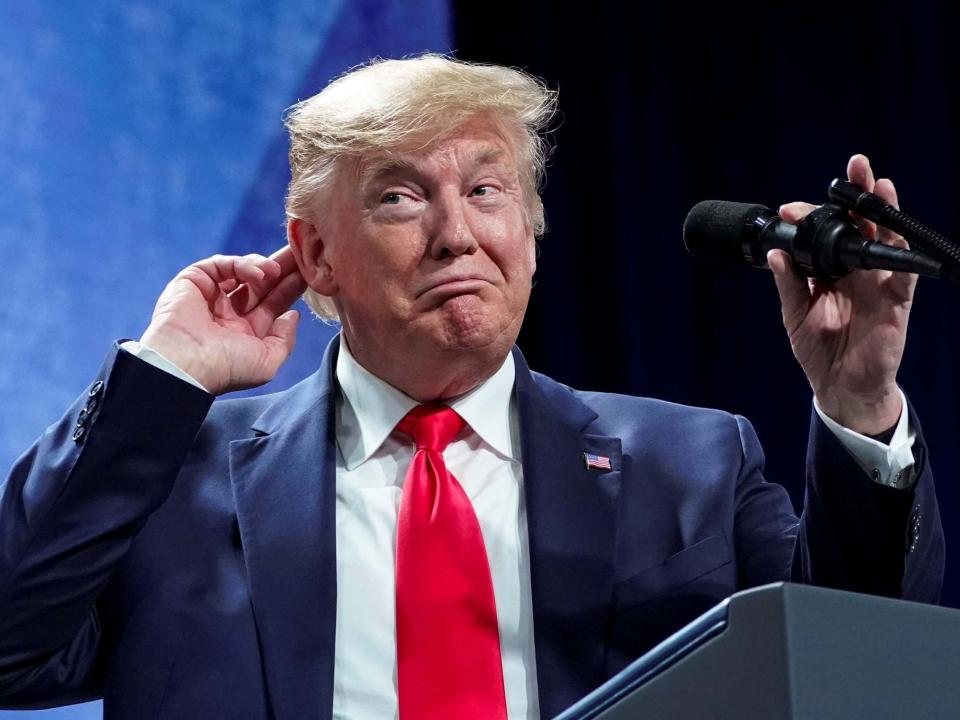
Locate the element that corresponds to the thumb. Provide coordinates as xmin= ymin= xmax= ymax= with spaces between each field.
xmin=271 ymin=309 xmax=300 ymax=351
xmin=767 ymin=249 xmax=810 ymax=334
xmin=263 ymin=309 xmax=301 ymax=370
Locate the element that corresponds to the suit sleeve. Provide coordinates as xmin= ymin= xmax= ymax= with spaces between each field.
xmin=0 ymin=343 xmax=213 ymax=708
xmin=792 ymin=403 xmax=943 ymax=602
xmin=732 ymin=414 xmax=800 ymax=589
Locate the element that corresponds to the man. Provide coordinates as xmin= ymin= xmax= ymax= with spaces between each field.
xmin=0 ymin=55 xmax=942 ymax=719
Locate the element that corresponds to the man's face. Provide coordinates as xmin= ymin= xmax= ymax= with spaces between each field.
xmin=311 ymin=116 xmax=536 ymax=383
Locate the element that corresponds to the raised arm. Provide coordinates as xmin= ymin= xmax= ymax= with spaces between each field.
xmin=0 ymin=249 xmax=306 ymax=707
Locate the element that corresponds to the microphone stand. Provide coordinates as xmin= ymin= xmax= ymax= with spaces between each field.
xmin=828 ymin=179 xmax=960 ymax=286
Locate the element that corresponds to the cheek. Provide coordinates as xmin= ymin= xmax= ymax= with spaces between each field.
xmin=497 ymin=232 xmax=537 ymax=282
xmin=337 ymin=232 xmax=423 ymax=300
xmin=487 ymin=200 xmax=535 ymax=272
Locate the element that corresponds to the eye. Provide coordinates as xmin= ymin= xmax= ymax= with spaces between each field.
xmin=381 ymin=192 xmax=404 ymax=205
xmin=470 ymin=184 xmax=500 ymax=197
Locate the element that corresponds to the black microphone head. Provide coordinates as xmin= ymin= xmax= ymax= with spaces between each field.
xmin=683 ymin=200 xmax=775 ymax=269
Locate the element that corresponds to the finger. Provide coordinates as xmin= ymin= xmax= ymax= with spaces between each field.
xmin=193 ymin=254 xmax=269 ymax=288
xmin=248 ymin=270 xmax=310 ymax=337
xmin=229 ymin=250 xmax=306 ymax=315
xmin=175 ymin=255 xmax=272 ymax=311
xmin=176 ymin=264 xmax=223 ymax=303
xmin=244 ymin=253 xmax=283 ymax=280
xmin=219 ymin=278 xmax=240 ymax=294
xmin=870 ymin=178 xmax=917 ymax=300
xmin=258 ymin=309 xmax=301 ymax=378
xmin=767 ymin=249 xmax=810 ymax=334
xmin=179 ymin=257 xmax=263 ymax=312
xmin=269 ymin=309 xmax=300 ymax=353
xmin=847 ymin=154 xmax=876 ymax=192
xmin=269 ymin=245 xmax=300 ymax=276
xmin=848 ymin=211 xmax=876 ymax=242
xmin=779 ymin=202 xmax=817 ymax=224
xmin=846 ymin=154 xmax=879 ymax=240
xmin=872 ymin=179 xmax=906 ymax=247
xmin=241 ymin=248 xmax=301 ymax=293
xmin=225 ymin=254 xmax=281 ymax=310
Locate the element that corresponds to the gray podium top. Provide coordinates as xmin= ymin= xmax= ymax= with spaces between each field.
xmin=557 ymin=582 xmax=960 ymax=720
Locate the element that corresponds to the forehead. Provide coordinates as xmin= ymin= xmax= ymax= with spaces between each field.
xmin=358 ymin=118 xmax=520 ymax=184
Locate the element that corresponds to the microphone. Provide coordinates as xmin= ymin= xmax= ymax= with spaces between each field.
xmin=683 ymin=200 xmax=943 ymax=280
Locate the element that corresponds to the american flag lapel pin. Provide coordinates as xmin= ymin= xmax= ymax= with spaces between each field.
xmin=583 ymin=452 xmax=612 ymax=471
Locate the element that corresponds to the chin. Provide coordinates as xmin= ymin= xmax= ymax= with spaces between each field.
xmin=428 ymin=295 xmax=521 ymax=355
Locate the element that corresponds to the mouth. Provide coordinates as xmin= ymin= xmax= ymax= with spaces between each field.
xmin=416 ymin=276 xmax=491 ymax=301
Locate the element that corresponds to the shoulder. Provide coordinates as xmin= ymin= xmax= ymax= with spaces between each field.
xmin=526 ymin=367 xmax=756 ymax=456
xmin=204 ymin=392 xmax=275 ymax=427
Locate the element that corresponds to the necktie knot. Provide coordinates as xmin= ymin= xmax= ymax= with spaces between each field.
xmin=396 ymin=404 xmax=465 ymax=452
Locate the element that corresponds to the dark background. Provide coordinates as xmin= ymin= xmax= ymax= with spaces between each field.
xmin=455 ymin=1 xmax=960 ymax=607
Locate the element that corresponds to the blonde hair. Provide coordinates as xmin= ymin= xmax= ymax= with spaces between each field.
xmin=283 ymin=54 xmax=558 ymax=320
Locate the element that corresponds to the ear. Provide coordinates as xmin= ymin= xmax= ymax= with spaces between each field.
xmin=287 ymin=218 xmax=338 ymax=296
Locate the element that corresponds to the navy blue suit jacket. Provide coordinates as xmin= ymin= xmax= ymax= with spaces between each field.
xmin=0 ymin=339 xmax=944 ymax=718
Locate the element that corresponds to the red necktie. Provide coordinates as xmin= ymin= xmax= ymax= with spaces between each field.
xmin=395 ymin=404 xmax=508 ymax=719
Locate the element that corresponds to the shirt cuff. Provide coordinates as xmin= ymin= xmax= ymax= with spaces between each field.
xmin=119 ymin=340 xmax=211 ymax=394
xmin=814 ymin=388 xmax=916 ymax=490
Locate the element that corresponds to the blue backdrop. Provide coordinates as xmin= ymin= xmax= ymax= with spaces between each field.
xmin=0 ymin=1 xmax=451 ymax=717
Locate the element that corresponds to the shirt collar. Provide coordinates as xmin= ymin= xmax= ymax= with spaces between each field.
xmin=335 ymin=338 xmax=518 ymax=470
xmin=446 ymin=352 xmax=517 ymax=461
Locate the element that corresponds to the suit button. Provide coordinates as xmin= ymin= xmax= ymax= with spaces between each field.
xmin=84 ymin=396 xmax=99 ymax=415
xmin=906 ymin=506 xmax=921 ymax=555
xmin=77 ymin=408 xmax=88 ymax=426
xmin=89 ymin=380 xmax=104 ymax=398
xmin=73 ymin=425 xmax=86 ymax=443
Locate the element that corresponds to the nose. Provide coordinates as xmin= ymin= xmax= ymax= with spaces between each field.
xmin=429 ymin=192 xmax=479 ymax=260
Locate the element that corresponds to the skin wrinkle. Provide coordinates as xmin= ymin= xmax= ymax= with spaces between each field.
xmin=284 ymin=57 xmax=558 ymax=321
xmin=290 ymin=116 xmax=536 ymax=402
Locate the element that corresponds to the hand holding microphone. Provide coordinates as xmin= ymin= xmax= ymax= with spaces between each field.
xmin=685 ymin=155 xmax=914 ymax=436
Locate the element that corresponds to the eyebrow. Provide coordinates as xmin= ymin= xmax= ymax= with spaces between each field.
xmin=356 ymin=158 xmax=418 ymax=198
xmin=472 ymin=147 xmax=508 ymax=166
xmin=361 ymin=157 xmax=418 ymax=187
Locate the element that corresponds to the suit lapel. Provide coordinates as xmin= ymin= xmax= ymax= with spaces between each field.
xmin=228 ymin=341 xmax=621 ymax=719
xmin=230 ymin=341 xmax=340 ymax=720
xmin=513 ymin=349 xmax=623 ymax=718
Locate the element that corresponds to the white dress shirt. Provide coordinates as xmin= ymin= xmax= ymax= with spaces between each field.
xmin=814 ymin=391 xmax=915 ymax=488
xmin=120 ymin=338 xmax=918 ymax=719
xmin=330 ymin=342 xmax=539 ymax=719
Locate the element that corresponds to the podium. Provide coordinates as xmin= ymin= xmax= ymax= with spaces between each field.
xmin=556 ymin=583 xmax=960 ymax=719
